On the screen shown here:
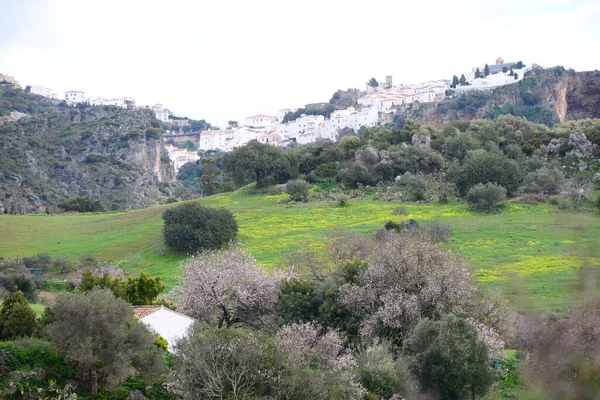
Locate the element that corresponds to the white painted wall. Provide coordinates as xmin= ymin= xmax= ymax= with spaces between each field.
xmin=139 ymin=307 xmax=194 ymax=351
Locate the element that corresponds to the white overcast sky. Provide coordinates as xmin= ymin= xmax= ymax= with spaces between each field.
xmin=1 ymin=0 xmax=599 ymax=126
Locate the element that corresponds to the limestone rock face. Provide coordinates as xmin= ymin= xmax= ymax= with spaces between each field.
xmin=412 ymin=133 xmax=431 ymax=148
xmin=567 ymin=132 xmax=597 ymax=159
xmin=0 ymin=106 xmax=180 ymax=214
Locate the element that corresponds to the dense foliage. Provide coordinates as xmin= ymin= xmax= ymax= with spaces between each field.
xmin=162 ymin=202 xmax=238 ymax=251
xmin=46 ymin=289 xmax=165 ymax=396
xmin=57 ymin=196 xmax=104 ymax=213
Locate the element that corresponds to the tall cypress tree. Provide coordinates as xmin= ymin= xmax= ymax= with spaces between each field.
xmin=484 ymin=63 xmax=490 ymax=77
xmin=451 ymin=75 xmax=459 ymax=88
xmin=475 ymin=68 xmax=482 ymax=79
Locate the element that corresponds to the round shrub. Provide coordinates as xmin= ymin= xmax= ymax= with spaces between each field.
xmin=285 ymin=179 xmax=310 ymax=202
xmin=466 ymin=183 xmax=507 ymax=212
xmin=162 ymin=202 xmax=238 ymax=252
xmin=336 ymin=193 xmax=350 ymax=207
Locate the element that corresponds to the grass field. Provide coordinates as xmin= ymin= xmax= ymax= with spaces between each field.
xmin=1 ymin=187 xmax=598 ymax=311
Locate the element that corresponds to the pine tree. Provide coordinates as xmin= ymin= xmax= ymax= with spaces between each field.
xmin=484 ymin=63 xmax=490 ymax=77
xmin=475 ymin=68 xmax=482 ymax=79
xmin=459 ymin=74 xmax=467 ymax=86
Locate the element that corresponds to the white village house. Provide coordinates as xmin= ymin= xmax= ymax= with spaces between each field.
xmin=64 ymin=90 xmax=85 ymax=103
xmin=133 ymin=305 xmax=194 ymax=351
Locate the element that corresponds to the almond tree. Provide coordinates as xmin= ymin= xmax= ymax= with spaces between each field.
xmin=339 ymin=231 xmax=504 ymax=344
xmin=274 ymin=322 xmax=365 ymax=399
xmin=176 ymin=245 xmax=292 ymax=329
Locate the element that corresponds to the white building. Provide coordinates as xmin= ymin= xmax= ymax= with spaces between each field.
xmin=64 ymin=90 xmax=85 ymax=103
xmin=165 ymin=144 xmax=200 ymax=171
xmin=90 ymin=97 xmax=135 ymax=108
xmin=133 ymin=306 xmax=194 ymax=352
xmin=30 ymin=85 xmax=53 ymax=98
xmin=276 ymin=108 xmax=299 ymax=122
xmin=150 ymin=104 xmax=170 ymax=122
xmin=258 ymin=132 xmax=281 ymax=146
xmin=199 ymin=129 xmax=237 ymax=152
xmin=322 ymin=106 xmax=379 ymax=140
xmin=243 ymin=114 xmax=276 ymax=128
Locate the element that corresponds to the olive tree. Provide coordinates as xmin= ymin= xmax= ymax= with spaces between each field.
xmin=466 ymin=183 xmax=507 ymax=212
xmin=162 ymin=202 xmax=238 ymax=252
xmin=46 ymin=288 xmax=164 ymax=396
xmin=403 ymin=314 xmax=494 ymax=400
xmin=285 ymin=179 xmax=310 ymax=202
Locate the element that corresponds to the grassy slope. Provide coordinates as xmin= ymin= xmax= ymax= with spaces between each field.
xmin=0 ymin=188 xmax=598 ymax=311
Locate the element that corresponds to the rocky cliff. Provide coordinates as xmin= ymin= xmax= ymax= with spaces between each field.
xmin=401 ymin=67 xmax=600 ymax=128
xmin=0 ymin=105 xmax=180 ymax=214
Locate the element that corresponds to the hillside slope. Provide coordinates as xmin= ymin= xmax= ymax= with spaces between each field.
xmin=0 ymin=90 xmax=180 ymax=213
xmin=403 ymin=67 xmax=600 ymax=127
xmin=0 ymin=189 xmax=598 ymax=311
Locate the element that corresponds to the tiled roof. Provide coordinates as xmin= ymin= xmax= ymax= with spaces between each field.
xmin=246 ymin=114 xmax=274 ymax=119
xmin=133 ymin=305 xmax=161 ymax=319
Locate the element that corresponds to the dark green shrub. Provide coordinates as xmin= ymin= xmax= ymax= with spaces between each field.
xmin=162 ymin=202 xmax=238 ymax=251
xmin=336 ymin=194 xmax=350 ymax=207
xmin=0 ymin=291 xmax=37 ymax=340
xmin=384 ymin=220 xmax=401 ymax=232
xmin=145 ymin=128 xmax=160 ymax=139
xmin=57 ymin=196 xmax=104 ymax=212
xmin=466 ymin=183 xmax=507 ymax=212
xmin=450 ymin=150 xmax=522 ymax=196
xmin=357 ymin=341 xmax=411 ymax=399
xmin=285 ymin=179 xmax=310 ymax=202
xmin=397 ymin=173 xmax=429 ymax=201
xmin=524 ymin=167 xmax=565 ymax=194
xmin=403 ymin=314 xmax=494 ymax=399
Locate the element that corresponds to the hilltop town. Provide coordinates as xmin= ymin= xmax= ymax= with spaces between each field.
xmin=2 ymin=57 xmax=530 ymax=172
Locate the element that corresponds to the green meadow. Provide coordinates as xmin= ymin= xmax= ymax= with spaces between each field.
xmin=1 ymin=187 xmax=598 ymax=312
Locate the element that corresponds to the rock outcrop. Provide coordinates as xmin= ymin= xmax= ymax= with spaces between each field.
xmin=400 ymin=67 xmax=600 ymax=128
xmin=0 ymin=106 xmax=180 ymax=214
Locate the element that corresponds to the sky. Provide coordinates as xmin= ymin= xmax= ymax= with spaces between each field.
xmin=1 ymin=0 xmax=599 ymax=126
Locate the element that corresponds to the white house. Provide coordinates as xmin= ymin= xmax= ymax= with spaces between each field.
xmin=133 ymin=306 xmax=194 ymax=351
xmin=30 ymin=85 xmax=53 ymax=98
xmin=243 ymin=114 xmax=276 ymax=128
xmin=64 ymin=90 xmax=85 ymax=103
xmin=165 ymin=144 xmax=200 ymax=171
xmin=276 ymin=108 xmax=299 ymax=122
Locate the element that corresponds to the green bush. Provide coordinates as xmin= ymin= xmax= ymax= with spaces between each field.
xmin=336 ymin=194 xmax=350 ymax=207
xmin=162 ymin=202 xmax=238 ymax=252
xmin=285 ymin=179 xmax=310 ymax=202
xmin=466 ymin=183 xmax=507 ymax=212
xmin=450 ymin=150 xmax=522 ymax=196
xmin=57 ymin=196 xmax=104 ymax=213
xmin=0 ymin=291 xmax=37 ymax=340
xmin=403 ymin=314 xmax=494 ymax=399
xmin=524 ymin=167 xmax=565 ymax=194
xmin=145 ymin=128 xmax=161 ymax=140
xmin=357 ymin=340 xmax=411 ymax=399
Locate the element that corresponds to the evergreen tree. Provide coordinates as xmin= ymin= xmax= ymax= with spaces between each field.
xmin=459 ymin=74 xmax=467 ymax=86
xmin=451 ymin=75 xmax=459 ymax=88
xmin=368 ymin=77 xmax=379 ymax=87
xmin=474 ymin=68 xmax=482 ymax=79
xmin=484 ymin=63 xmax=490 ymax=76
xmin=0 ymin=291 xmax=37 ymax=339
